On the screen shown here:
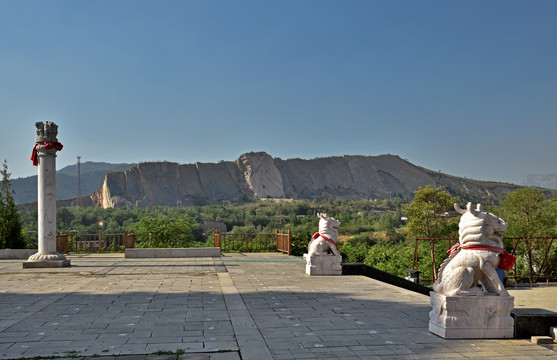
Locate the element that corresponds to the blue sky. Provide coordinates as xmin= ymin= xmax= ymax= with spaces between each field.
xmin=1 ymin=0 xmax=556 ymax=185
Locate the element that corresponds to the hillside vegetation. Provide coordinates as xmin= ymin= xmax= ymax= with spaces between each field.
xmin=16 ymin=186 xmax=557 ymax=284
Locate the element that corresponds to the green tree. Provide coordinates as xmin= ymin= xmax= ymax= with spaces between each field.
xmin=403 ymin=185 xmax=458 ymax=239
xmin=497 ymin=187 xmax=557 ymax=282
xmin=499 ymin=187 xmax=555 ymax=237
xmin=376 ymin=211 xmax=402 ymax=232
xmin=0 ymin=160 xmax=25 ymax=248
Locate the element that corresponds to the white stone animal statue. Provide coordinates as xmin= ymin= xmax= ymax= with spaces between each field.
xmin=307 ymin=213 xmax=341 ymax=256
xmin=432 ymin=203 xmax=516 ymax=297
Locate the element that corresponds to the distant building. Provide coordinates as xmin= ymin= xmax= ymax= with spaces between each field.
xmin=202 ymin=221 xmax=227 ymax=233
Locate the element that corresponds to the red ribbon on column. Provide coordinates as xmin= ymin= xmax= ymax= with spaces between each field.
xmin=30 ymin=142 xmax=63 ymax=166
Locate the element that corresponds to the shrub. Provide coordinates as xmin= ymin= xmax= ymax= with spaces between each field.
xmin=290 ymin=231 xmax=312 ymax=256
xmin=134 ymin=215 xmax=194 ymax=248
xmin=363 ymin=242 xmax=415 ymax=277
xmin=339 ymin=242 xmax=371 ymax=263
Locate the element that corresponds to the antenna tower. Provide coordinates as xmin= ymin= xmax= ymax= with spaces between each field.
xmin=77 ymin=155 xmax=81 ymax=207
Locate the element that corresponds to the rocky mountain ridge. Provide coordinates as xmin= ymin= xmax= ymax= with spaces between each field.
xmin=89 ymin=152 xmax=527 ymax=209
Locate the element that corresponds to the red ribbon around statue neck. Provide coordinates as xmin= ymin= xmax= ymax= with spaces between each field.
xmin=447 ymin=243 xmax=516 ymax=271
xmin=312 ymin=232 xmax=337 ymax=246
xmin=30 ymin=142 xmax=63 ymax=166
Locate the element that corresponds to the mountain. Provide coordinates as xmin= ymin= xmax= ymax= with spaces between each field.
xmin=87 ymin=152 xmax=533 ymax=209
xmin=522 ymin=173 xmax=557 ymax=190
xmin=11 ymin=162 xmax=135 ymax=204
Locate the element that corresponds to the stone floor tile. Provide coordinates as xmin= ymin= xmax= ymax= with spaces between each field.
xmin=0 ymin=254 xmax=557 ymax=360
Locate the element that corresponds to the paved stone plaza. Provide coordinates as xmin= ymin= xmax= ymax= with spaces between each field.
xmin=0 ymin=253 xmax=556 ymax=359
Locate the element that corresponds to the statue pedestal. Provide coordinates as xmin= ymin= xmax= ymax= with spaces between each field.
xmin=429 ymin=292 xmax=514 ymax=339
xmin=303 ymin=253 xmax=342 ymax=275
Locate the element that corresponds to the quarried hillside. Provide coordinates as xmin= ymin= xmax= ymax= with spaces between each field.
xmin=91 ymin=152 xmax=523 ymax=208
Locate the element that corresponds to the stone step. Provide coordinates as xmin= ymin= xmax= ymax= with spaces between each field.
xmin=511 ymin=308 xmax=557 ymax=339
xmin=124 ymin=247 xmax=221 ymax=258
xmin=531 ymin=336 xmax=554 ymax=345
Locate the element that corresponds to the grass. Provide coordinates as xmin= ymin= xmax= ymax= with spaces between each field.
xmin=153 ymin=349 xmax=185 ymax=355
xmin=20 ymin=350 xmax=83 ymax=359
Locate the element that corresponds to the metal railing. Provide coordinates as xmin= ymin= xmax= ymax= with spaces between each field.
xmin=214 ymin=230 xmax=291 ymax=254
xmin=506 ymin=236 xmax=557 ymax=285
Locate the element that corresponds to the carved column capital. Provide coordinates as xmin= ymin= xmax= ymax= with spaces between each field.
xmin=35 ymin=121 xmax=59 ymax=143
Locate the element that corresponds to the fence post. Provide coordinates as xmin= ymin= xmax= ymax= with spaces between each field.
xmin=214 ymin=230 xmax=221 ymax=248
xmin=543 ymin=236 xmax=550 ymax=286
xmin=413 ymin=238 xmax=419 ymax=271
xmin=98 ymin=230 xmax=102 ymax=253
xmin=287 ymin=230 xmax=291 ymax=256
xmin=63 ymin=231 xmax=69 ymax=254
xmin=430 ymin=239 xmax=437 ymax=281
xmin=512 ymin=237 xmax=518 ymax=286
xmin=528 ymin=236 xmax=534 ymax=285
xmin=245 ymin=231 xmax=249 ymax=252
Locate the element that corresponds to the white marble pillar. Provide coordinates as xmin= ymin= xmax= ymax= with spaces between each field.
xmin=24 ymin=122 xmax=70 ymax=268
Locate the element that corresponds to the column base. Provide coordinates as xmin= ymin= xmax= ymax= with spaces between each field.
xmin=23 ymin=259 xmax=71 ymax=268
xmin=28 ymin=251 xmax=68 ymax=261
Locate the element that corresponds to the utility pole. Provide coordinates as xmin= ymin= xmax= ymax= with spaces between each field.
xmin=77 ymin=155 xmax=81 ymax=207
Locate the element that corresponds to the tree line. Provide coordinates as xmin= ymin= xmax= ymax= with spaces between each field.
xmin=17 ymin=197 xmax=406 ymax=247
xmin=0 ymin=160 xmax=25 ymax=248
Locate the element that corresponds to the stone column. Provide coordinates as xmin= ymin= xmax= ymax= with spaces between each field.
xmin=23 ymin=122 xmax=70 ymax=268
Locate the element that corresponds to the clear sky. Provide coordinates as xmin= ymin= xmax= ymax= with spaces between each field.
xmin=1 ymin=0 xmax=556 ymax=185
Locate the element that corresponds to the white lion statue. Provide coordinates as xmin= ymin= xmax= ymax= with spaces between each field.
xmin=433 ymin=203 xmax=515 ymax=297
xmin=307 ymin=213 xmax=341 ymax=256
